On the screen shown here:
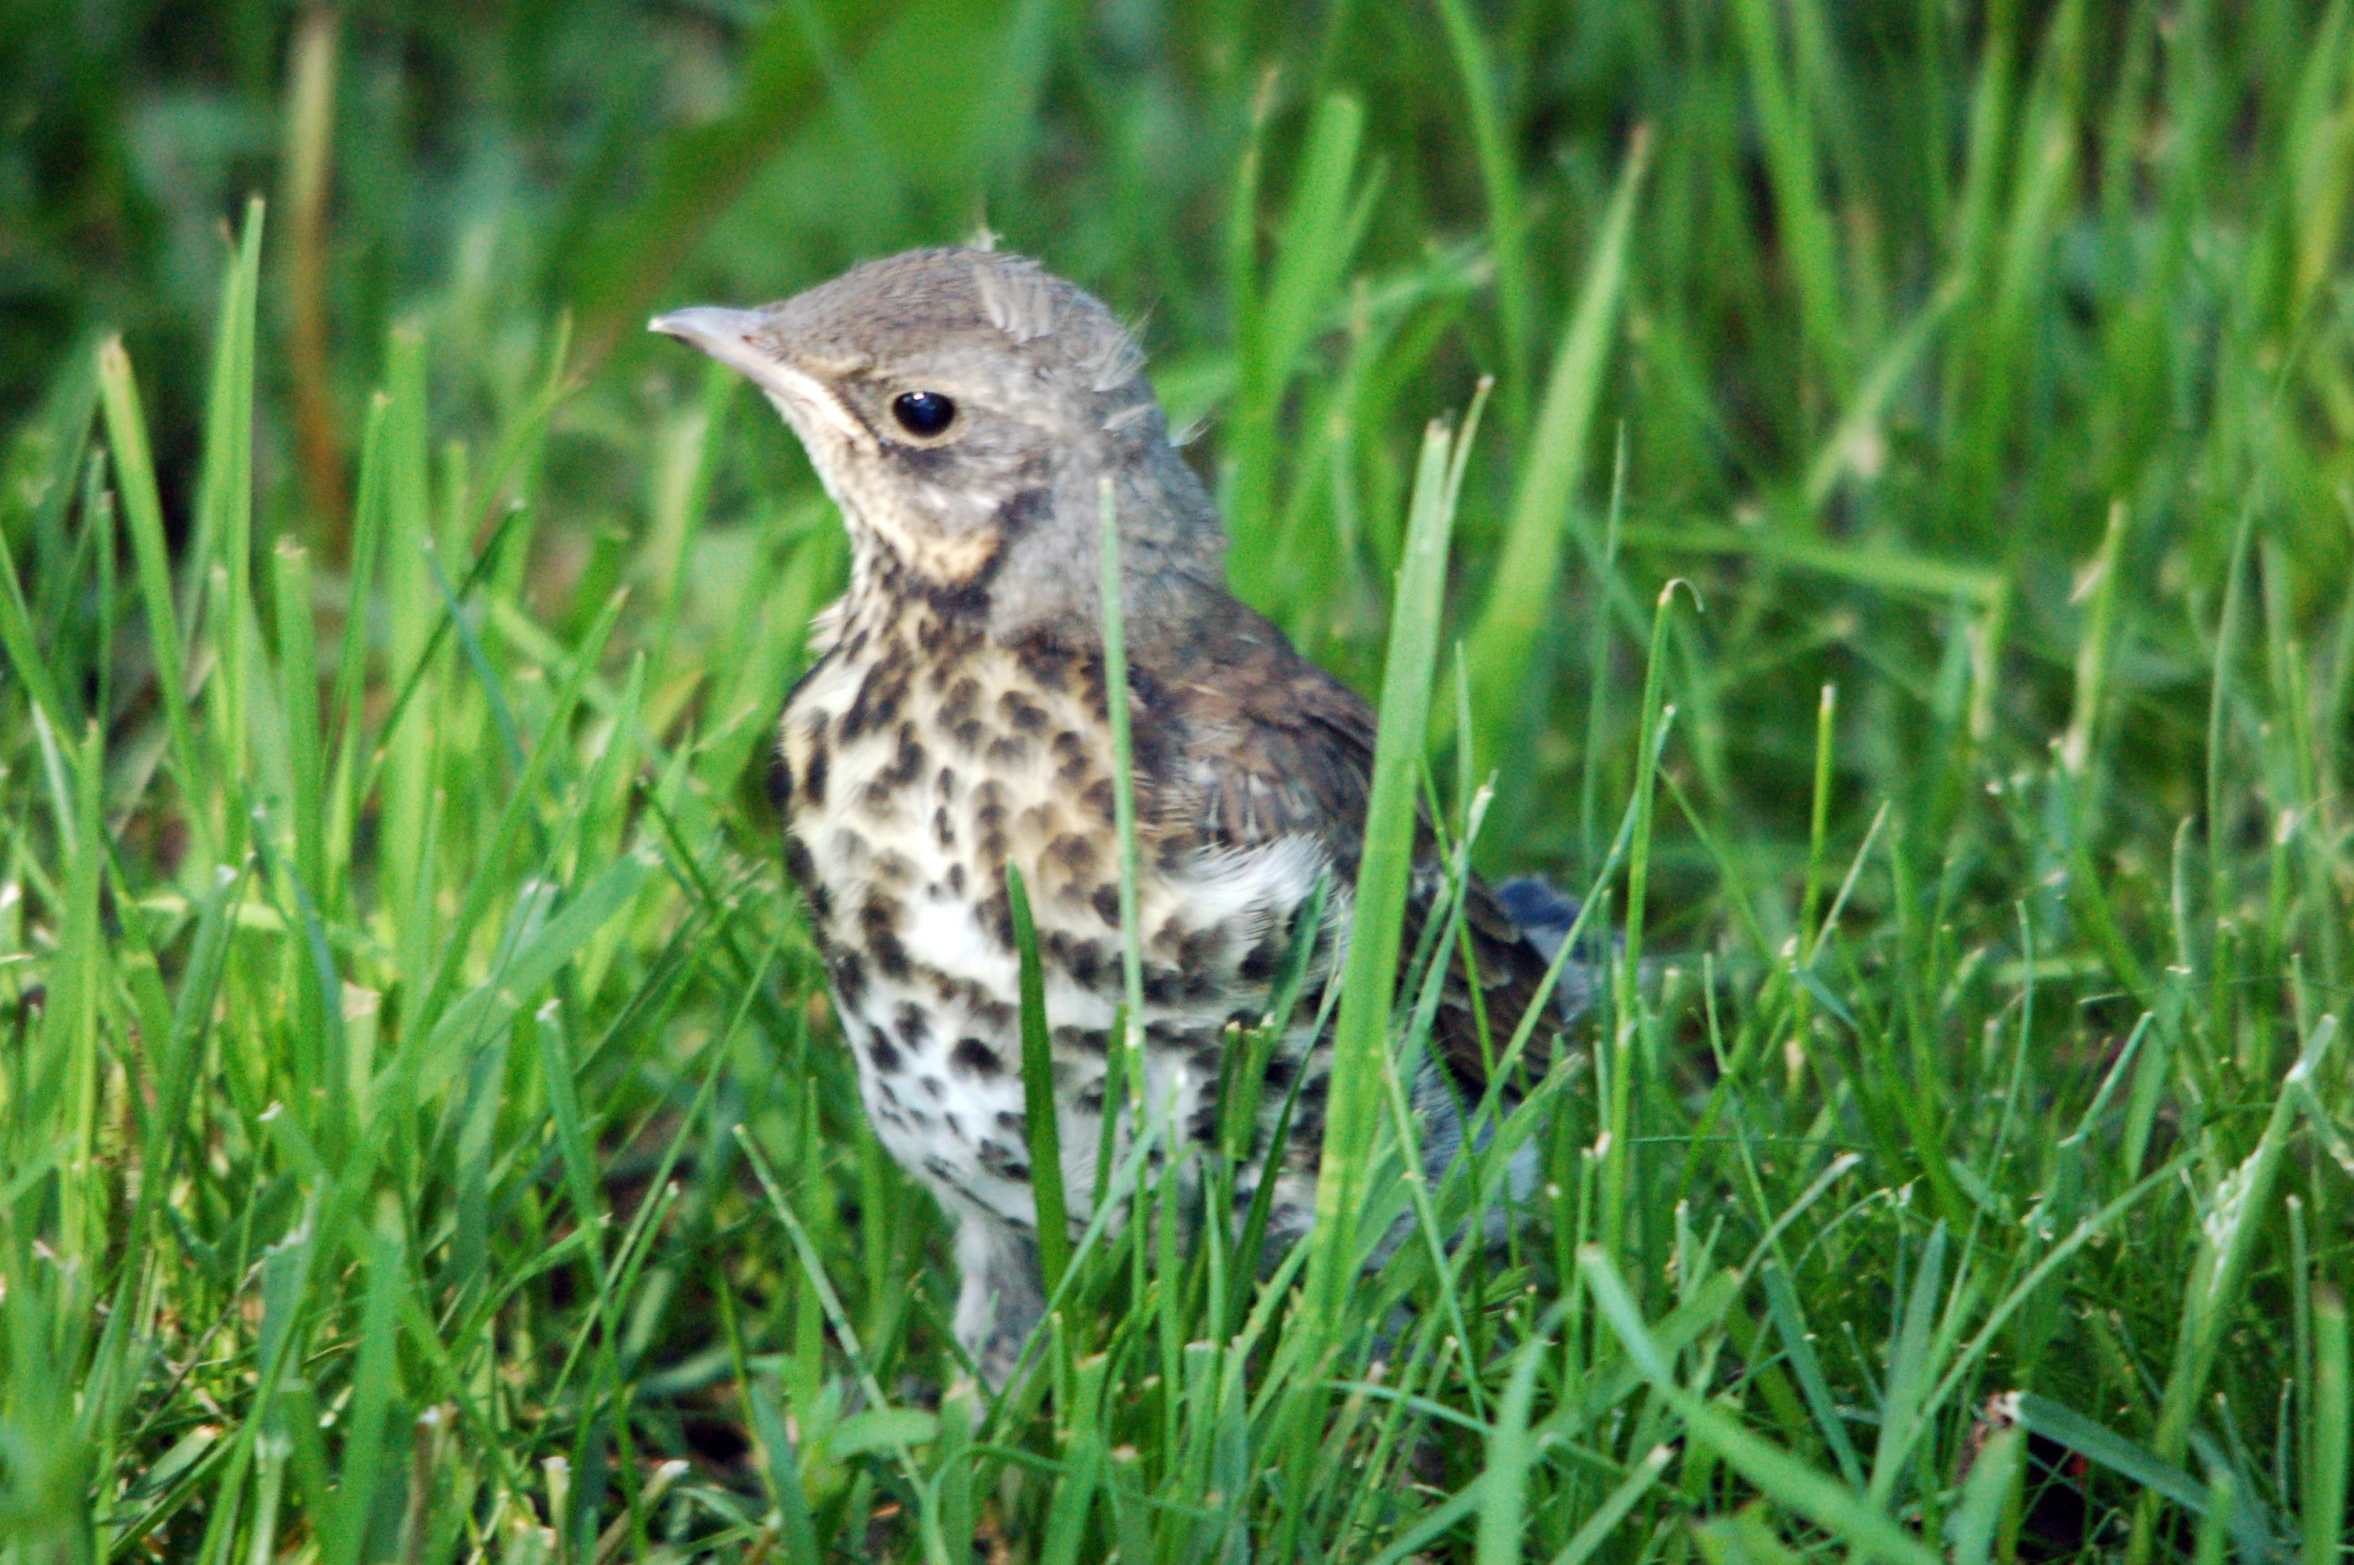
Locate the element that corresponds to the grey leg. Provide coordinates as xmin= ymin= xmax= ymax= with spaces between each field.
xmin=953 ymin=1217 xmax=1044 ymax=1389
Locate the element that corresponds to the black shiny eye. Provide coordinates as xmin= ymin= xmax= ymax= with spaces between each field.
xmin=891 ymin=390 xmax=957 ymax=438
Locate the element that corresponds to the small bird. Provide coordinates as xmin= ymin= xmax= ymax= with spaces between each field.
xmin=655 ymin=249 xmax=1582 ymax=1383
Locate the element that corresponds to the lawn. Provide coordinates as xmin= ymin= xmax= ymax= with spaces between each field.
xmin=2 ymin=1 xmax=2350 ymax=1560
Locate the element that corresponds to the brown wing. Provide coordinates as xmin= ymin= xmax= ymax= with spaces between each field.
xmin=1141 ymin=599 xmax=1569 ymax=1098
xmin=1403 ymin=864 xmax=1576 ymax=1098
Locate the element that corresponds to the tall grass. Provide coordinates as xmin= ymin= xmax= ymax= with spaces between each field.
xmin=2 ymin=2 xmax=2352 ymax=1560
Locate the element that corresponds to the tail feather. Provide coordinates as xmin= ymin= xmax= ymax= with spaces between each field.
xmin=1496 ymin=875 xmax=1605 ymax=1022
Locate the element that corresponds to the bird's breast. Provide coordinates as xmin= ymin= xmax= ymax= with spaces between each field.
xmin=774 ymin=595 xmax=1338 ymax=1231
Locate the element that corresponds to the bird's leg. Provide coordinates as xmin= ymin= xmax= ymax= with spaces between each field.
xmin=953 ymin=1216 xmax=1044 ymax=1389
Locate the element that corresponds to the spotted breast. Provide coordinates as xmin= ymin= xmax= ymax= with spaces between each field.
xmin=776 ymin=548 xmax=1337 ymax=1344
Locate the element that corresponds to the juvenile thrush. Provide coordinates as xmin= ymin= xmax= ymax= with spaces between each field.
xmin=654 ymin=249 xmax=1584 ymax=1383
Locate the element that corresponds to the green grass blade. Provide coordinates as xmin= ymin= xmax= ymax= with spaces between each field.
xmin=2139 ymin=1013 xmax=2342 ymax=1548
xmin=1732 ymin=0 xmax=1850 ymax=392
xmin=1302 ymin=414 xmax=1459 ymax=1336
xmin=1546 ymin=1442 xmax=1674 ymax=1565
xmin=1475 ymin=1299 xmax=1572 ymax=1565
xmin=1097 ymin=476 xmax=1148 ymax=1115
xmin=196 ymin=198 xmax=265 ymax=825
xmin=1945 ymin=1425 xmax=2021 ymax=1565
xmin=1007 ymin=863 xmax=1071 ymax=1299
xmin=2304 ymin=1287 xmax=2348 ymax=1565
xmin=270 ymin=540 xmax=324 ymax=895
xmin=1761 ymin=1259 xmax=1865 ymax=1489
xmin=2012 ymin=1392 xmax=2209 ymax=1514
xmin=98 ymin=337 xmax=215 ymax=860
xmin=0 ymin=521 xmax=67 ymax=740
xmin=1432 ymin=0 xmax=1531 ymax=419
xmin=1580 ymin=1247 xmax=1942 ymax=1565
xmin=1458 ymin=129 xmax=1649 ymax=775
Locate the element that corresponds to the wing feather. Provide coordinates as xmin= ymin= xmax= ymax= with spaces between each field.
xmin=1140 ymin=601 xmax=1577 ymax=1096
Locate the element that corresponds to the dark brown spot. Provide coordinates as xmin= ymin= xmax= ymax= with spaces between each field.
xmin=1242 ymin=931 xmax=1280 ymax=983
xmin=918 ymin=612 xmax=980 ymax=658
xmin=783 ymin=834 xmax=817 ymax=893
xmin=893 ymin=1002 xmax=931 ymax=1051
xmin=803 ymin=725 xmax=830 ymax=807
xmin=934 ymin=806 xmax=956 ymax=849
xmin=935 ymin=765 xmax=958 ymax=798
xmin=999 ymin=690 xmax=1050 ymax=734
xmin=867 ymin=1033 xmax=902 ymax=1072
xmin=978 ymin=884 xmax=1015 ymax=948
xmin=973 ymin=782 xmax=1010 ymax=863
xmin=952 ymin=718 xmax=987 ymax=751
xmin=920 ymin=1075 xmax=945 ymax=1100
xmin=1009 ymin=629 xmax=1077 ymax=692
xmin=882 ymin=723 xmax=926 ymax=787
xmin=767 ymin=748 xmax=792 ymax=812
xmin=951 ymin=1037 xmax=1004 ymax=1078
xmin=985 ymin=734 xmax=1030 ymax=766
xmin=978 ymin=1140 xmax=1031 ymax=1182
xmin=1082 ymin=777 xmax=1116 ymax=824
xmin=1091 ymin=885 xmax=1121 ymax=928
xmin=922 ymin=573 xmax=995 ymax=624
xmin=940 ymin=676 xmax=981 ymax=728
xmin=995 ymin=487 xmax=1051 ymax=539
xmin=830 ymin=948 xmax=867 ymax=1007
xmin=1049 ymin=933 xmax=1110 ymax=991
xmin=1050 ymin=731 xmax=1092 ymax=784
xmin=841 ymin=645 xmax=911 ymax=742
xmin=947 ymin=863 xmax=968 ymax=895
xmin=1052 ymin=1025 xmax=1111 ymax=1055
xmin=1047 ymin=838 xmax=1097 ymax=883
xmin=860 ymin=895 xmax=911 ymax=980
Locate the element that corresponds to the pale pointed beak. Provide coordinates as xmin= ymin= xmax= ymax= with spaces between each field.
xmin=648 ymin=306 xmax=871 ymax=446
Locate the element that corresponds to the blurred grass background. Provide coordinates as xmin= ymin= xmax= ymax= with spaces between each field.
xmin=2 ymin=0 xmax=2352 ymax=1559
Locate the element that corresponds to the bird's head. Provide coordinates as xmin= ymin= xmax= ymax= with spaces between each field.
xmin=654 ymin=248 xmax=1219 ymax=634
